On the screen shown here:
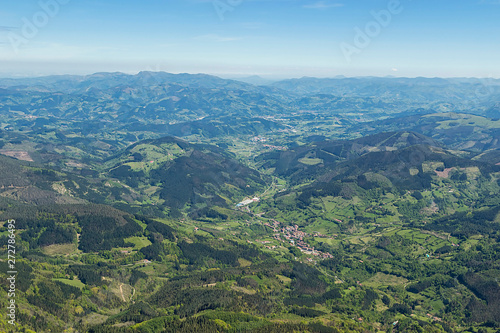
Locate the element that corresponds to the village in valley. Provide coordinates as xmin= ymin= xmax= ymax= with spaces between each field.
xmin=262 ymin=219 xmax=335 ymax=260
xmin=233 ymin=178 xmax=337 ymax=262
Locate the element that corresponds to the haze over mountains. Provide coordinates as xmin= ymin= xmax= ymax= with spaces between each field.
xmin=2 ymin=72 xmax=500 ymax=120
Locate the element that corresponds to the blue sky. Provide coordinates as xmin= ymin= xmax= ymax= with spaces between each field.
xmin=0 ymin=0 xmax=499 ymax=78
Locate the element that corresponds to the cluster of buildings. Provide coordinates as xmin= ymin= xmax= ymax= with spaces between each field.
xmin=250 ymin=136 xmax=287 ymax=150
xmin=263 ymin=220 xmax=334 ymax=260
xmin=251 ymin=136 xmax=268 ymax=142
xmin=426 ymin=313 xmax=442 ymax=322
xmin=236 ymin=197 xmax=260 ymax=207
xmin=262 ymin=144 xmax=287 ymax=151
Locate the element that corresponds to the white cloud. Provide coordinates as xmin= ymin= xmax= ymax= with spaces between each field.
xmin=0 ymin=26 xmax=16 ymax=32
xmin=240 ymin=22 xmax=266 ymax=30
xmin=194 ymin=34 xmax=243 ymax=42
xmin=303 ymin=1 xmax=343 ymax=9
xmin=191 ymin=0 xmax=296 ymax=2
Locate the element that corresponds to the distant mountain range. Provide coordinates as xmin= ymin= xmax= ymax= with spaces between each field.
xmin=1 ymin=73 xmax=499 ymax=126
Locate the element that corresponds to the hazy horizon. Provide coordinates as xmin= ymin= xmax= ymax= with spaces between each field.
xmin=1 ymin=0 xmax=499 ymax=79
xmin=0 ymin=70 xmax=499 ymax=82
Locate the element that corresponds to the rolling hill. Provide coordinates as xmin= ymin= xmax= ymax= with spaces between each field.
xmin=354 ymin=113 xmax=500 ymax=155
xmin=257 ymin=131 xmax=444 ymax=182
xmin=104 ymin=136 xmax=267 ymax=216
